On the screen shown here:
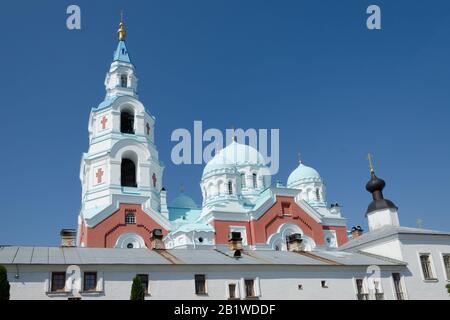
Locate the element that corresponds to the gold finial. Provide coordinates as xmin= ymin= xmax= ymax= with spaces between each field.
xmin=118 ymin=10 xmax=126 ymax=41
xmin=367 ymin=153 xmax=375 ymax=174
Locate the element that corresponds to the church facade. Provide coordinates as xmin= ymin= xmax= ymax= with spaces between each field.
xmin=0 ymin=20 xmax=449 ymax=300
xmin=76 ymin=20 xmax=348 ymax=253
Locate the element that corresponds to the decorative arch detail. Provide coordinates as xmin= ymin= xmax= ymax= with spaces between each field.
xmin=266 ymin=223 xmax=316 ymax=252
xmin=115 ymin=232 xmax=146 ymax=249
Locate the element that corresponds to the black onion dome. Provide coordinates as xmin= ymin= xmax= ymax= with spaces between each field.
xmin=365 ymin=172 xmax=397 ymax=215
xmin=365 ymin=173 xmax=386 ymax=193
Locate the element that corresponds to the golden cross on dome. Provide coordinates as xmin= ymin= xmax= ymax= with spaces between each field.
xmin=298 ymin=152 xmax=302 ymax=164
xmin=367 ymin=153 xmax=375 ymax=174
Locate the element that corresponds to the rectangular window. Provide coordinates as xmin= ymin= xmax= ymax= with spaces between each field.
xmin=137 ymin=274 xmax=149 ymax=294
xmin=252 ymin=174 xmax=257 ymax=188
xmin=228 ymin=283 xmax=237 ymax=299
xmin=443 ymin=254 xmax=450 ymax=280
xmin=195 ymin=274 xmax=206 ymax=295
xmin=392 ymin=273 xmax=404 ymax=300
xmin=355 ymin=279 xmax=368 ymax=300
xmin=420 ymin=254 xmax=435 ymax=280
xmin=374 ymin=280 xmax=384 ymax=300
xmin=244 ymin=279 xmax=255 ymax=298
xmin=83 ymin=272 xmax=97 ymax=292
xmin=51 ymin=272 xmax=66 ymax=293
xmin=125 ymin=210 xmax=136 ymax=224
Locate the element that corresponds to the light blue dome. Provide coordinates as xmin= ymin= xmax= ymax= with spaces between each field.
xmin=202 ymin=141 xmax=266 ymax=178
xmin=170 ymin=193 xmax=198 ymax=209
xmin=287 ymin=162 xmax=322 ymax=188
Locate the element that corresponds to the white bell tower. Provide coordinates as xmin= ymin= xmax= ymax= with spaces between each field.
xmin=77 ymin=18 xmax=170 ymax=246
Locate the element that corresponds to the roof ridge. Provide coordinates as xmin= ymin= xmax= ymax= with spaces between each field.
xmin=356 ymin=250 xmax=407 ymax=265
xmin=296 ymin=251 xmax=343 ymax=265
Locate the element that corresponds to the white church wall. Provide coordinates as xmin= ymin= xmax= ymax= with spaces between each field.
xmin=361 ymin=237 xmax=404 ymax=261
xmin=397 ymin=234 xmax=450 ymax=300
xmin=5 ymin=264 xmax=408 ymax=300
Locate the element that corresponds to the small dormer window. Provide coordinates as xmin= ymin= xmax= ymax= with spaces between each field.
xmin=120 ymin=74 xmax=128 ymax=88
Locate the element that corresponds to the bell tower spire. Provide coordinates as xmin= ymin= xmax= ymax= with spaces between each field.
xmin=104 ymin=13 xmax=138 ymax=98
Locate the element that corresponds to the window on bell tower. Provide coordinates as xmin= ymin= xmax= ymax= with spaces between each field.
xmin=316 ymin=188 xmax=321 ymax=201
xmin=120 ymin=74 xmax=128 ymax=88
xmin=120 ymin=109 xmax=135 ymax=134
xmin=121 ymin=158 xmax=137 ymax=187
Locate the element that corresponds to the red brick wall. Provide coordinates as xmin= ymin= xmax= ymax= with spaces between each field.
xmin=213 ymin=196 xmax=337 ymax=246
xmin=80 ymin=203 xmax=168 ymax=248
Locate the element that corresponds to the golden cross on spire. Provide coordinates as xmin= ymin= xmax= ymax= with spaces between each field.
xmin=118 ymin=10 xmax=126 ymax=41
xmin=367 ymin=153 xmax=375 ymax=174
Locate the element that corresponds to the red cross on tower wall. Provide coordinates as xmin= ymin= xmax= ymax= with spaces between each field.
xmin=152 ymin=173 xmax=157 ymax=188
xmin=101 ymin=116 xmax=108 ymax=130
xmin=96 ymin=168 xmax=104 ymax=184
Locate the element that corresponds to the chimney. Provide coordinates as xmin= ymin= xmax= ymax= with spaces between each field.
xmin=287 ymin=233 xmax=303 ymax=252
xmin=229 ymin=232 xmax=243 ymax=258
xmin=329 ymin=203 xmax=342 ymax=216
xmin=160 ymin=188 xmax=169 ymax=219
xmin=60 ymin=229 xmax=76 ymax=247
xmin=150 ymin=229 xmax=165 ymax=250
xmin=351 ymin=226 xmax=364 ymax=239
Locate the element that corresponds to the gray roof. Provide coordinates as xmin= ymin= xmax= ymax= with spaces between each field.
xmin=340 ymin=225 xmax=450 ymax=251
xmin=0 ymin=246 xmax=404 ymax=266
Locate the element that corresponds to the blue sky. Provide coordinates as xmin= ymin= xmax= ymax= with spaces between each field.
xmin=1 ymin=0 xmax=449 ymax=245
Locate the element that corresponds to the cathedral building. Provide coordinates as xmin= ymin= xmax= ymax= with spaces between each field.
xmin=0 ymin=20 xmax=449 ymax=300
xmin=76 ymin=20 xmax=348 ymax=252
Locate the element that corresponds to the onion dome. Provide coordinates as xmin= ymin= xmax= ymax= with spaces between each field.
xmin=202 ymin=141 xmax=266 ymax=179
xmin=365 ymin=154 xmax=397 ymax=215
xmin=287 ymin=161 xmax=322 ymax=188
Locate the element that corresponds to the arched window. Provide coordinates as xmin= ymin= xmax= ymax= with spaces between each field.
xmin=125 ymin=212 xmax=136 ymax=224
xmin=316 ymin=188 xmax=321 ymax=201
xmin=120 ymin=74 xmax=128 ymax=88
xmin=120 ymin=109 xmax=134 ymax=134
xmin=228 ymin=181 xmax=233 ymax=195
xmin=240 ymin=173 xmax=246 ymax=188
xmin=121 ymin=158 xmax=137 ymax=187
xmin=252 ymin=173 xmax=257 ymax=188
